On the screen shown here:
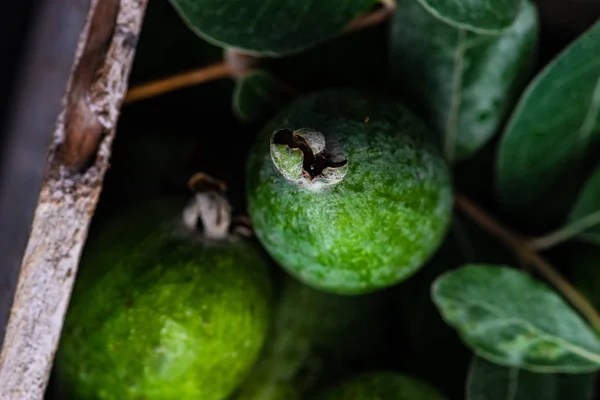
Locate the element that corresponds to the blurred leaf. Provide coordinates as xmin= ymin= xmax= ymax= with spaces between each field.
xmin=467 ymin=356 xmax=596 ymax=400
xmin=416 ymin=0 xmax=523 ymax=33
xmin=496 ymin=20 xmax=600 ymax=224
xmin=567 ymin=164 xmax=600 ymax=245
xmin=389 ymin=0 xmax=538 ymax=162
xmin=432 ymin=264 xmax=600 ymax=373
xmin=168 ymin=0 xmax=376 ymax=56
xmin=232 ymin=70 xmax=287 ymax=123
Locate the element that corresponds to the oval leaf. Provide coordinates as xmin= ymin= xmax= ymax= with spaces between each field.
xmin=567 ymin=164 xmax=600 ymax=245
xmin=417 ymin=0 xmax=523 ymax=33
xmin=232 ymin=70 xmax=287 ymax=123
xmin=496 ymin=21 xmax=600 ymax=223
xmin=168 ymin=0 xmax=376 ymax=56
xmin=431 ymin=264 xmax=600 ymax=373
xmin=467 ymin=356 xmax=596 ymax=400
xmin=389 ymin=0 xmax=538 ymax=162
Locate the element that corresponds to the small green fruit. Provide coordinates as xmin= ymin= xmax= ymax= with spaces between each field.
xmin=313 ymin=371 xmax=447 ymax=400
xmin=246 ymin=89 xmax=453 ymax=294
xmin=55 ymin=195 xmax=272 ymax=400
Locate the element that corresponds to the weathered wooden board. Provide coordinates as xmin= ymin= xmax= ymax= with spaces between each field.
xmin=0 ymin=0 xmax=148 ymax=398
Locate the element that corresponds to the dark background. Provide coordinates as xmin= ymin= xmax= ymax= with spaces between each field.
xmin=0 ymin=1 xmax=599 ymax=397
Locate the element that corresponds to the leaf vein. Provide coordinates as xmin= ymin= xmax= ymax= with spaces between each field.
xmin=438 ymin=292 xmax=600 ymax=366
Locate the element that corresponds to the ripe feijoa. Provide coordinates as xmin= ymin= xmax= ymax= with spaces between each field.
xmin=246 ymin=89 xmax=453 ymax=294
xmin=55 ymin=190 xmax=272 ymax=400
xmin=312 ymin=371 xmax=447 ymax=400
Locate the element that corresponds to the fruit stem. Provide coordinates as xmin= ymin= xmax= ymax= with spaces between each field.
xmin=182 ymin=173 xmax=232 ymax=240
xmin=454 ymin=192 xmax=600 ymax=333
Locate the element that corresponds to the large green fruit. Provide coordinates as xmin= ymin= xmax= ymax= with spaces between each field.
xmin=246 ymin=89 xmax=453 ymax=294
xmin=55 ymin=196 xmax=272 ymax=400
xmin=312 ymin=371 xmax=447 ymax=400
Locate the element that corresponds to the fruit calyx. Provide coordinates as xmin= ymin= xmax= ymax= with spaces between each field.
xmin=270 ymin=127 xmax=348 ymax=188
xmin=181 ymin=172 xmax=233 ymax=241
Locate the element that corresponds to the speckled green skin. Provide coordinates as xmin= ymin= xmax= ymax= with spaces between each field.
xmin=313 ymin=372 xmax=447 ymax=400
xmin=233 ymin=274 xmax=389 ymax=400
xmin=246 ymin=89 xmax=453 ymax=294
xmin=55 ymin=198 xmax=272 ymax=400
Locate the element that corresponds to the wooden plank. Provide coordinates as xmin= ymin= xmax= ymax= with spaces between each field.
xmin=0 ymin=0 xmax=92 ymax=346
xmin=0 ymin=0 xmax=148 ymax=398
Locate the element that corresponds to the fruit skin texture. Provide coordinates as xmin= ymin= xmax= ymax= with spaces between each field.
xmin=313 ymin=371 xmax=446 ymax=400
xmin=55 ymin=198 xmax=272 ymax=400
xmin=246 ymin=89 xmax=453 ymax=294
xmin=315 ymin=371 xmax=444 ymax=400
xmin=233 ymin=273 xmax=390 ymax=400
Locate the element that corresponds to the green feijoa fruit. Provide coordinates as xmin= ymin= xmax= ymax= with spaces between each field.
xmin=312 ymin=371 xmax=447 ymax=400
xmin=233 ymin=273 xmax=389 ymax=400
xmin=246 ymin=89 xmax=453 ymax=294
xmin=55 ymin=189 xmax=272 ymax=400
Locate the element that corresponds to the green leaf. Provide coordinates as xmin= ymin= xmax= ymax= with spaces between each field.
xmin=388 ymin=0 xmax=538 ymax=162
xmin=168 ymin=0 xmax=377 ymax=56
xmin=567 ymin=165 xmax=600 ymax=245
xmin=431 ymin=264 xmax=600 ymax=373
xmin=496 ymin=21 xmax=600 ymax=224
xmin=467 ymin=356 xmax=596 ymax=400
xmin=417 ymin=0 xmax=523 ymax=33
xmin=232 ymin=70 xmax=287 ymax=123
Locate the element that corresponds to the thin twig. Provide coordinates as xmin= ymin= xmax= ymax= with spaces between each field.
xmin=122 ymin=2 xmax=396 ymax=105
xmin=529 ymin=210 xmax=600 ymax=250
xmin=124 ymin=62 xmax=233 ymax=104
xmin=454 ymin=193 xmax=600 ymax=333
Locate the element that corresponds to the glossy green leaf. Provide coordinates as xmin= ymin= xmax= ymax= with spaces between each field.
xmin=168 ymin=0 xmax=376 ymax=56
xmin=431 ymin=264 xmax=600 ymax=373
xmin=232 ymin=70 xmax=287 ymax=123
xmin=567 ymin=165 xmax=600 ymax=245
xmin=417 ymin=0 xmax=523 ymax=33
xmin=389 ymin=0 xmax=537 ymax=162
xmin=496 ymin=21 xmax=600 ymax=223
xmin=467 ymin=356 xmax=596 ymax=400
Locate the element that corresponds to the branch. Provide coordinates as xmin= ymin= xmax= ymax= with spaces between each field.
xmin=0 ymin=0 xmax=148 ymax=398
xmin=124 ymin=61 xmax=233 ymax=104
xmin=344 ymin=0 xmax=396 ymax=34
xmin=122 ymin=1 xmax=397 ymax=104
xmin=454 ymin=193 xmax=600 ymax=333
